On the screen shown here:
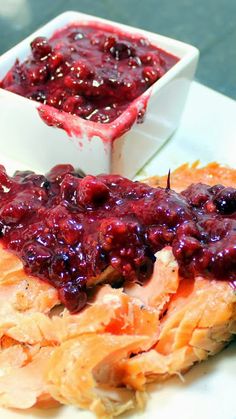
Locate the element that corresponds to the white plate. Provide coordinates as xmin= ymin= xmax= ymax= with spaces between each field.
xmin=0 ymin=81 xmax=235 ymax=419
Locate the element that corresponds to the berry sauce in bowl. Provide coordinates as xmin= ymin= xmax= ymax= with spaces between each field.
xmin=0 ymin=22 xmax=178 ymax=125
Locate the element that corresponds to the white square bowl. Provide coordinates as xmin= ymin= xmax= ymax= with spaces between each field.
xmin=0 ymin=11 xmax=199 ymax=178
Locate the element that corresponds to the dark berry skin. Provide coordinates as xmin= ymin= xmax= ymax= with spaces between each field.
xmin=214 ymin=187 xmax=236 ymax=214
xmin=58 ymin=283 xmax=87 ymax=313
xmin=109 ymin=42 xmax=136 ymax=60
xmin=1 ymin=23 xmax=178 ymax=124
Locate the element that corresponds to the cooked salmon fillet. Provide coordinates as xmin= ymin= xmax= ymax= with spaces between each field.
xmin=145 ymin=161 xmax=236 ymax=192
xmin=0 ymin=246 xmax=59 ymax=315
xmin=0 ymin=162 xmax=235 ymax=418
xmin=122 ymin=248 xmax=236 ymax=390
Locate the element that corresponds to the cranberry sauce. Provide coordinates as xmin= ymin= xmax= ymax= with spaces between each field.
xmin=0 ymin=164 xmax=235 ymax=313
xmin=0 ymin=22 xmax=178 ymax=124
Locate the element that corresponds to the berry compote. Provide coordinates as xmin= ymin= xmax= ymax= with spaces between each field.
xmin=0 ymin=165 xmax=236 ymax=313
xmin=0 ymin=22 xmax=178 ymax=124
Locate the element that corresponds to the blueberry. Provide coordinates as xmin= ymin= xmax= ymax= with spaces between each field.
xmin=214 ymin=187 xmax=236 ymax=214
xmin=58 ymin=283 xmax=87 ymax=312
xmin=42 ymin=180 xmax=51 ymax=190
xmin=110 ymin=42 xmax=135 ymax=60
xmin=29 ymin=90 xmax=47 ymax=102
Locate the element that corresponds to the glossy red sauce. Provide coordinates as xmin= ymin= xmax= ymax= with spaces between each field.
xmin=0 ymin=165 xmax=235 ymax=313
xmin=0 ymin=22 xmax=178 ymax=124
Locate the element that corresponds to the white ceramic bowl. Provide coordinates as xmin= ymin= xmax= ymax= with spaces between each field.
xmin=0 ymin=11 xmax=199 ymax=178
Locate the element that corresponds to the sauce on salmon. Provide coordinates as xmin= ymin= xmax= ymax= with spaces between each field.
xmin=0 ymin=164 xmax=235 ymax=312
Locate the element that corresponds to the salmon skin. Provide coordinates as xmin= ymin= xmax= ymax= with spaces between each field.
xmin=0 ymin=162 xmax=235 ymax=418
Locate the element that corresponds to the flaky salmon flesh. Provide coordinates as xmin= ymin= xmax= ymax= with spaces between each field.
xmin=0 ymin=162 xmax=235 ymax=418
